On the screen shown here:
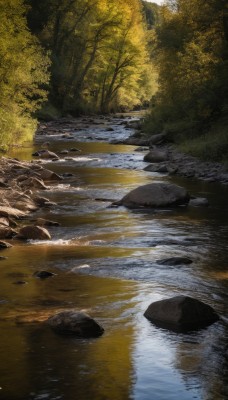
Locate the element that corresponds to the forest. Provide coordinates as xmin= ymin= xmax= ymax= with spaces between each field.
xmin=0 ymin=0 xmax=227 ymax=161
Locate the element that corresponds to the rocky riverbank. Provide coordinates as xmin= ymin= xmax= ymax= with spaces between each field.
xmin=116 ymin=131 xmax=228 ymax=185
xmin=0 ymin=156 xmax=62 ymax=244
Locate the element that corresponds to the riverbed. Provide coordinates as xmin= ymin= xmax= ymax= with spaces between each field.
xmin=0 ymin=113 xmax=228 ymax=400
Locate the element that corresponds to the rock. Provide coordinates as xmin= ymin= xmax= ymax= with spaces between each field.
xmin=144 ymin=164 xmax=168 ymax=173
xmin=144 ymin=295 xmax=219 ymax=331
xmin=0 ymin=256 xmax=7 ymax=260
xmin=189 ymin=197 xmax=209 ymax=207
xmin=144 ymin=149 xmax=168 ymax=163
xmin=35 ymin=218 xmax=60 ymax=227
xmin=59 ymin=150 xmax=69 ymax=155
xmin=33 ymin=196 xmax=51 ymax=206
xmin=70 ymin=148 xmax=81 ymax=152
xmin=0 ymin=241 xmax=12 ymax=249
xmin=62 ymin=173 xmax=74 ymax=178
xmin=157 ymin=257 xmax=193 ymax=266
xmin=0 ymin=206 xmax=26 ymax=219
xmin=32 ymin=150 xmax=59 ymax=160
xmin=0 ymin=227 xmax=17 ymax=239
xmin=20 ymin=177 xmax=48 ymax=190
xmin=118 ymin=183 xmax=190 ymax=208
xmin=149 ymin=133 xmax=167 ymax=146
xmin=135 ymin=147 xmax=149 ymax=152
xmin=38 ymin=169 xmax=62 ymax=181
xmin=17 ymin=225 xmax=51 ymax=240
xmin=34 ymin=270 xmax=56 ymax=279
xmin=124 ymin=137 xmax=150 ymax=146
xmin=0 ymin=179 xmax=9 ymax=189
xmin=13 ymin=197 xmax=38 ymax=212
xmin=46 ymin=311 xmax=104 ymax=337
xmin=0 ymin=217 xmax=9 ymax=227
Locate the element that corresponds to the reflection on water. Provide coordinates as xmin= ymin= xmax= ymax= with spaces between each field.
xmin=1 ymin=114 xmax=228 ymax=399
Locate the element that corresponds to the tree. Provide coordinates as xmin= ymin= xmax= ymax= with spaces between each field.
xmin=28 ymin=0 xmax=153 ymax=114
xmin=145 ymin=0 xmax=228 ymax=142
xmin=0 ymin=0 xmax=50 ymax=150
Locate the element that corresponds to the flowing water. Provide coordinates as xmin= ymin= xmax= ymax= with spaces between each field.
xmin=0 ymin=113 xmax=228 ymax=400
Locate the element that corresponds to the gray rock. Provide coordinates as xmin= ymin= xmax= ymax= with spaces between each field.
xmin=144 ymin=164 xmax=168 ymax=173
xmin=144 ymin=295 xmax=219 ymax=331
xmin=149 ymin=133 xmax=167 ymax=145
xmin=144 ymin=149 xmax=168 ymax=163
xmin=157 ymin=257 xmax=193 ymax=266
xmin=38 ymin=169 xmax=62 ymax=181
xmin=47 ymin=311 xmax=104 ymax=337
xmin=119 ymin=183 xmax=190 ymax=208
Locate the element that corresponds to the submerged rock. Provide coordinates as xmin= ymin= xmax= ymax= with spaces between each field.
xmin=47 ymin=311 xmax=104 ymax=337
xmin=34 ymin=270 xmax=56 ymax=279
xmin=189 ymin=197 xmax=209 ymax=207
xmin=144 ymin=295 xmax=219 ymax=332
xmin=17 ymin=225 xmax=51 ymax=240
xmin=157 ymin=257 xmax=193 ymax=266
xmin=118 ymin=183 xmax=190 ymax=208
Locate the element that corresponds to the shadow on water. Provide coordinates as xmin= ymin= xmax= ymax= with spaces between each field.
xmin=1 ymin=113 xmax=228 ymax=399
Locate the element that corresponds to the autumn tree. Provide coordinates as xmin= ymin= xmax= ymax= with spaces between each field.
xmin=28 ymin=0 xmax=153 ymax=114
xmin=0 ymin=0 xmax=50 ymax=150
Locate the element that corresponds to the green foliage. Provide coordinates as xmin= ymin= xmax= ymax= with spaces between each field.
xmin=179 ymin=117 xmax=228 ymax=162
xmin=145 ymin=0 xmax=228 ymax=161
xmin=0 ymin=0 xmax=50 ymax=150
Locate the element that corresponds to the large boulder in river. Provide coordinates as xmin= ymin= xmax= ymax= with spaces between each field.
xmin=119 ymin=183 xmax=190 ymax=208
xmin=47 ymin=311 xmax=104 ymax=337
xmin=144 ymin=295 xmax=219 ymax=332
xmin=18 ymin=225 xmax=51 ymax=240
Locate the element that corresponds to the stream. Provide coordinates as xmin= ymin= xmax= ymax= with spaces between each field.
xmin=0 ymin=112 xmax=228 ymax=400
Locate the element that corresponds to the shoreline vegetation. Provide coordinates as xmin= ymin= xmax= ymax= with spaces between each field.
xmin=0 ymin=0 xmax=227 ymax=163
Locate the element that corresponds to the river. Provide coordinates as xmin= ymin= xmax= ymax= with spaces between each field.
xmin=0 ymin=113 xmax=227 ymax=400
